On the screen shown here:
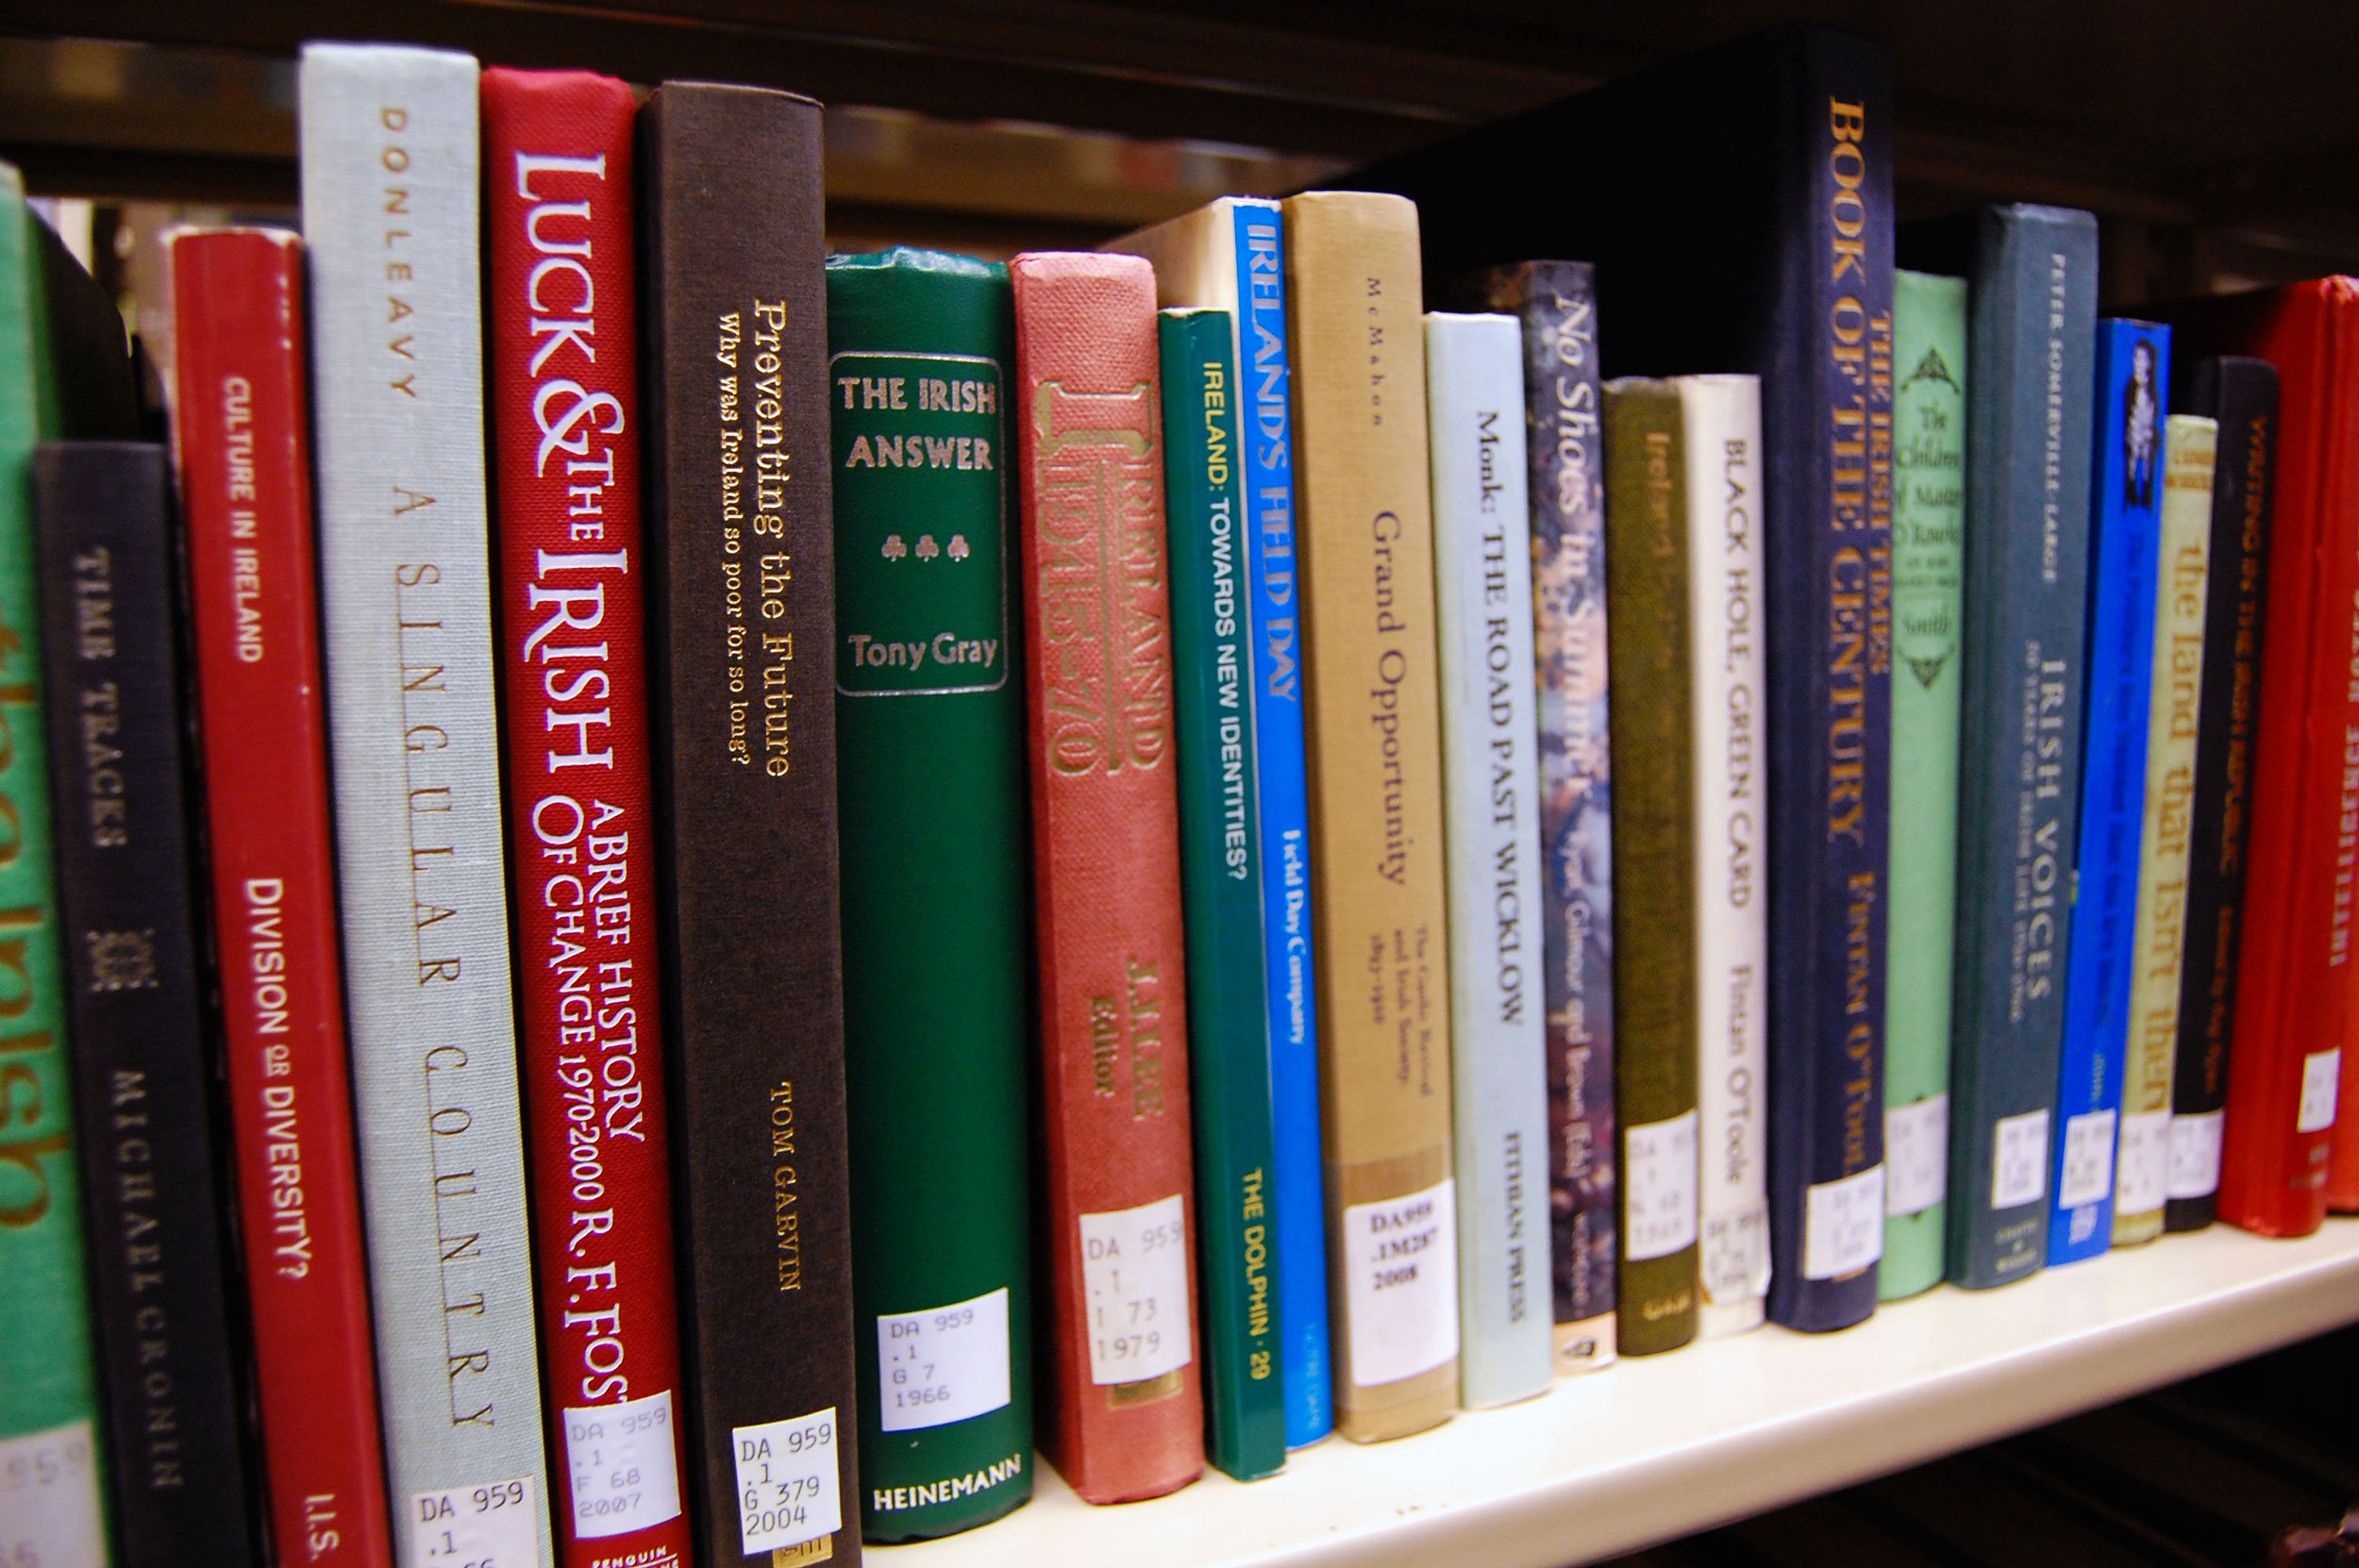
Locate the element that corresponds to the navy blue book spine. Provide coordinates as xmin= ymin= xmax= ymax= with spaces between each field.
xmin=1757 ymin=37 xmax=1898 ymax=1332
xmin=2049 ymin=319 xmax=2171 ymax=1266
xmin=1905 ymin=207 xmax=2099 ymax=1289
xmin=33 ymin=442 xmax=260 ymax=1565
xmin=1228 ymin=198 xmax=1331 ymax=1445
xmin=2165 ymin=356 xmax=2278 ymax=1234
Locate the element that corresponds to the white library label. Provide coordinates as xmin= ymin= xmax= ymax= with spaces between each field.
xmin=2167 ymin=1108 xmax=2225 ymax=1199
xmin=1801 ymin=1164 xmax=1884 ymax=1279
xmin=1079 ymin=1193 xmax=1195 ymax=1387
xmin=731 ymin=1407 xmax=842 ymax=1556
xmin=877 ymin=1286 xmax=1012 ymax=1433
xmin=1343 ymin=1179 xmax=1459 ymax=1387
xmin=1991 ymin=1108 xmax=2050 ymax=1209
xmin=2298 ymin=1047 xmax=2341 ymax=1134
xmin=562 ymin=1389 xmax=682 ymax=1539
xmin=408 ymin=1476 xmax=538 ymax=1568
xmin=0 ymin=1421 xmax=105 ymax=1568
xmin=1700 ymin=1200 xmax=1770 ymax=1307
xmin=2056 ymin=1109 xmax=2117 ymax=1210
xmin=2114 ymin=1110 xmax=2171 ymax=1216
xmin=1883 ymin=1093 xmax=1949 ymax=1218
xmin=1624 ymin=1109 xmax=1699 ymax=1262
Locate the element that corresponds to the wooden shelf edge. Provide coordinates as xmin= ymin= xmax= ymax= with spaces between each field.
xmin=873 ymin=1219 xmax=2359 ymax=1568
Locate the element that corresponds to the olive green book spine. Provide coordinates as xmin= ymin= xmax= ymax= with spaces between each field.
xmin=0 ymin=171 xmax=109 ymax=1566
xmin=1881 ymin=269 xmax=1968 ymax=1300
xmin=1158 ymin=308 xmax=1285 ymax=1479
xmin=1601 ymin=380 xmax=1699 ymax=1357
xmin=827 ymin=249 xmax=1033 ymax=1543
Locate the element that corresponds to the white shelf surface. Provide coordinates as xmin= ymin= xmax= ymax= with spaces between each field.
xmin=875 ymin=1217 xmax=2359 ymax=1568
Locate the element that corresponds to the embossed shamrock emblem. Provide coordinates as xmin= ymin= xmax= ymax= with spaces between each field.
xmin=86 ymin=929 xmax=159 ymax=992
xmin=881 ymin=534 xmax=907 ymax=560
xmin=947 ymin=534 xmax=970 ymax=561
xmin=915 ymin=534 xmax=941 ymax=561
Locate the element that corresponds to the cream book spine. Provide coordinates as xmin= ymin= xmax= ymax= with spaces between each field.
xmin=1681 ymin=375 xmax=1771 ymax=1337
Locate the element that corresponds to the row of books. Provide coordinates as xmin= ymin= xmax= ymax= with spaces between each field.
xmin=4 ymin=22 xmax=2359 ymax=1568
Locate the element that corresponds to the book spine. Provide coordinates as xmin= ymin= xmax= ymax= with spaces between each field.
xmin=2049 ymin=319 xmax=2171 ymax=1266
xmin=1601 ymin=379 xmax=1699 ymax=1358
xmin=171 ymin=226 xmax=395 ymax=1568
xmin=636 ymin=81 xmax=861 ymax=1564
xmin=2114 ymin=415 xmax=2214 ymax=1243
xmin=2207 ymin=282 xmax=2359 ymax=1237
xmin=2167 ymin=359 xmax=2276 ymax=1232
xmin=1010 ymin=251 xmax=1208 ymax=1499
xmin=1160 ymin=305 xmax=1288 ymax=1473
xmin=1227 ymin=201 xmax=1331 ymax=1445
xmin=1280 ymin=192 xmax=1459 ymax=1442
xmin=1012 ymin=250 xmax=1206 ymax=1501
xmin=34 ymin=443 xmax=259 ymax=1565
xmin=299 ymin=44 xmax=553 ymax=1568
xmin=1763 ymin=36 xmax=1897 ymax=1332
xmin=1425 ymin=312 xmax=1551 ymax=1405
xmin=1477 ymin=260 xmax=1615 ymax=1375
xmin=1879 ymin=271 xmax=1966 ymax=1302
xmin=481 ymin=70 xmax=691 ymax=1568
xmin=1943 ymin=206 xmax=2097 ymax=1288
xmin=0 ymin=172 xmax=108 ymax=1568
xmin=825 ymin=249 xmax=1033 ymax=1541
xmin=1682 ymin=375 xmax=1770 ymax=1338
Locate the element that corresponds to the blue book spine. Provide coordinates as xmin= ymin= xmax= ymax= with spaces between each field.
xmin=2049 ymin=319 xmax=2171 ymax=1264
xmin=1230 ymin=199 xmax=1330 ymax=1445
xmin=1909 ymin=206 xmax=2099 ymax=1290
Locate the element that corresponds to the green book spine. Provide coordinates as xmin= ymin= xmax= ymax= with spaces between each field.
xmin=0 ymin=172 xmax=109 ymax=1565
xmin=827 ymin=249 xmax=1033 ymax=1543
xmin=1602 ymin=380 xmax=1698 ymax=1357
xmin=1881 ymin=271 xmax=1968 ymax=1300
xmin=1156 ymin=309 xmax=1286 ymax=1479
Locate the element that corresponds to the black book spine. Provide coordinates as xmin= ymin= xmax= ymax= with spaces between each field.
xmin=31 ymin=441 xmax=258 ymax=1565
xmin=638 ymin=83 xmax=862 ymax=1565
xmin=2166 ymin=357 xmax=2279 ymax=1233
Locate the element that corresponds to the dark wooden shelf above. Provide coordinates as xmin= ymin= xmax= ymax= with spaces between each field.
xmin=2 ymin=0 xmax=2355 ymax=292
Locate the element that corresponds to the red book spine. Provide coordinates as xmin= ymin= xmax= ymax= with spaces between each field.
xmin=2211 ymin=279 xmax=2359 ymax=1235
xmin=482 ymin=70 xmax=692 ymax=1568
xmin=1012 ymin=251 xmax=1205 ymax=1505
xmin=171 ymin=227 xmax=395 ymax=1568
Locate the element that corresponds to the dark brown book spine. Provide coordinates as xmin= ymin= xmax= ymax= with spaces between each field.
xmin=638 ymin=82 xmax=860 ymax=1566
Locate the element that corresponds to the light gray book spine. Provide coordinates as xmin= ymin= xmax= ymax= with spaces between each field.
xmin=299 ymin=44 xmax=552 ymax=1568
xmin=1426 ymin=312 xmax=1553 ymax=1407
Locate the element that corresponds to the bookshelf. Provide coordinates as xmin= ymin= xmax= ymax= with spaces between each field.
xmin=4 ymin=6 xmax=2358 ymax=1563
xmin=876 ymin=1221 xmax=2359 ymax=1567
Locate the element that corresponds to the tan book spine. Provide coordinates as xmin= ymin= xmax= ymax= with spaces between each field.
xmin=2115 ymin=414 xmax=2217 ymax=1245
xmin=1281 ymin=191 xmax=1457 ymax=1443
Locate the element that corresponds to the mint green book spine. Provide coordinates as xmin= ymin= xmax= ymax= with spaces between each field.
xmin=1158 ymin=307 xmax=1285 ymax=1478
xmin=1881 ymin=269 xmax=1968 ymax=1300
xmin=0 ymin=170 xmax=109 ymax=1567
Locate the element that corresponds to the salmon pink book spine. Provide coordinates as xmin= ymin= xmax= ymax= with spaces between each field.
xmin=1012 ymin=250 xmax=1205 ymax=1505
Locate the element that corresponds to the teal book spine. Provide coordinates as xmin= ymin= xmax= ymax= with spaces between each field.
xmin=1880 ymin=270 xmax=1967 ymax=1300
xmin=0 ymin=174 xmax=109 ymax=1568
xmin=1159 ymin=308 xmax=1286 ymax=1478
xmin=828 ymin=248 xmax=1034 ymax=1542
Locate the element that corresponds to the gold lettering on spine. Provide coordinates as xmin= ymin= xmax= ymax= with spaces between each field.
xmin=1032 ymin=380 xmax=1168 ymax=776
